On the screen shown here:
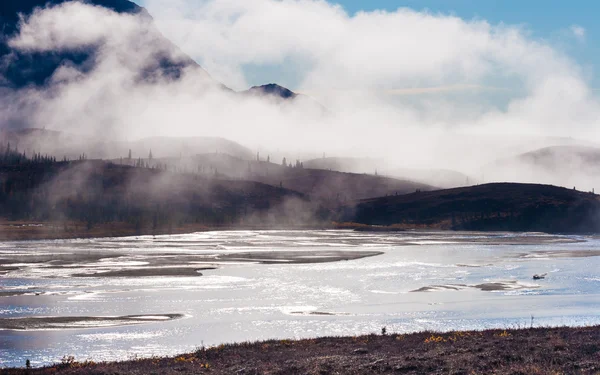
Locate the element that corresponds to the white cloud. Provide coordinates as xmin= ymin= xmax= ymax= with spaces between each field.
xmin=571 ymin=25 xmax=586 ymax=41
xmin=4 ymin=0 xmax=600 ymax=175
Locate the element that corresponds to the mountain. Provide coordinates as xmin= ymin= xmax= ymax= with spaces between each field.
xmin=484 ymin=145 xmax=600 ymax=192
xmin=386 ymin=168 xmax=472 ymax=189
xmin=346 ymin=183 xmax=600 ymax=233
xmin=0 ymin=160 xmax=306 ymax=229
xmin=242 ymin=83 xmax=329 ymax=116
xmin=303 ymin=157 xmax=381 ymax=174
xmin=303 ymin=157 xmax=471 ymax=188
xmin=0 ymin=128 xmax=254 ymax=160
xmin=127 ymin=136 xmax=254 ymax=160
xmin=187 ymin=153 xmax=435 ymax=203
xmin=0 ymin=0 xmax=211 ymax=88
xmin=246 ymin=84 xmax=297 ymax=99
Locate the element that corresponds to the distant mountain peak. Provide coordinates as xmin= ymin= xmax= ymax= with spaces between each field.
xmin=246 ymin=83 xmax=298 ymax=99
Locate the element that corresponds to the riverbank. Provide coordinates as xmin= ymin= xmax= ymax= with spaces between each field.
xmin=0 ymin=220 xmax=336 ymax=241
xmin=4 ymin=326 xmax=599 ymax=374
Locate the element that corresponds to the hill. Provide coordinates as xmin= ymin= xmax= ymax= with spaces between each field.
xmin=189 ymin=153 xmax=435 ymax=203
xmin=245 ymin=84 xmax=297 ymax=99
xmin=345 ymin=183 xmax=600 ymax=233
xmin=126 ymin=136 xmax=254 ymax=160
xmin=485 ymin=145 xmax=600 ymax=192
xmin=1 ymin=1 xmax=302 ymax=99
xmin=0 ymin=160 xmax=309 ymax=232
xmin=303 ymin=157 xmax=471 ymax=188
xmin=0 ymin=129 xmax=255 ymax=160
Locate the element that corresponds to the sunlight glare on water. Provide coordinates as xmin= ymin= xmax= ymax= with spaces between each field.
xmin=1 ymin=230 xmax=600 ymax=367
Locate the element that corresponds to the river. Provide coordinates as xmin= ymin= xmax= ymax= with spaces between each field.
xmin=1 ymin=230 xmax=600 ymax=367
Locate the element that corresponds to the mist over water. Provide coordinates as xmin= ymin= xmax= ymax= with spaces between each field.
xmin=2 ymin=230 xmax=600 ymax=367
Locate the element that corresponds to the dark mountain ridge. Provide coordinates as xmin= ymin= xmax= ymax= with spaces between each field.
xmin=246 ymin=84 xmax=297 ymax=99
xmin=189 ymin=153 xmax=435 ymax=203
xmin=345 ymin=183 xmax=600 ymax=233
xmin=0 ymin=0 xmax=302 ymax=102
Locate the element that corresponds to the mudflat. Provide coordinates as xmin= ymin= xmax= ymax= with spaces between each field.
xmin=72 ymin=267 xmax=215 ymax=277
xmin=0 ymin=314 xmax=184 ymax=331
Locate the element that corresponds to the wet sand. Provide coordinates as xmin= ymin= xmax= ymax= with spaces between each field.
xmin=1 ymin=250 xmax=384 ymax=278
xmin=213 ymin=250 xmax=383 ymax=264
xmin=0 ymin=291 xmax=30 ymax=297
xmin=289 ymin=311 xmax=349 ymax=316
xmin=73 ymin=267 xmax=215 ymax=278
xmin=411 ymin=281 xmax=539 ymax=293
xmin=0 ymin=314 xmax=184 ymax=331
xmin=519 ymin=250 xmax=600 ymax=259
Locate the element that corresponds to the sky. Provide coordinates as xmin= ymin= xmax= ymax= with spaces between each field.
xmin=137 ymin=0 xmax=599 ymax=90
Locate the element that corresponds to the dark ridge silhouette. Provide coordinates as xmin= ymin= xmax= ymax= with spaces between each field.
xmin=190 ymin=153 xmax=435 ymax=203
xmin=0 ymin=160 xmax=308 ymax=231
xmin=1 ymin=0 xmax=307 ymax=111
xmin=303 ymin=156 xmax=471 ymax=188
xmin=242 ymin=84 xmax=329 ymax=115
xmin=246 ymin=83 xmax=298 ymax=99
xmin=345 ymin=183 xmax=600 ymax=233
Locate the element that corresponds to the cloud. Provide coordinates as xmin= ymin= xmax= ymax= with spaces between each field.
xmin=144 ymin=1 xmax=578 ymax=91
xmin=571 ymin=25 xmax=586 ymax=41
xmin=139 ymin=0 xmax=599 ymax=138
xmin=4 ymin=0 xmax=600 ymax=175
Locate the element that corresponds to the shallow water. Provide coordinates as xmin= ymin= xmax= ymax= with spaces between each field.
xmin=1 ymin=230 xmax=600 ymax=367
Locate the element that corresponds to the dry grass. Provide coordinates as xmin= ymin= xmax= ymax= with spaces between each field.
xmin=3 ymin=326 xmax=600 ymax=374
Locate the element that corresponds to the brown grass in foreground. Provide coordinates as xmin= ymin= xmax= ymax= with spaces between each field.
xmin=3 ymin=326 xmax=600 ymax=374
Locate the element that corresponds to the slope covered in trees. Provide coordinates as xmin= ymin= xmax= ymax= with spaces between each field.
xmin=345 ymin=183 xmax=600 ymax=233
xmin=189 ymin=153 xmax=435 ymax=204
xmin=0 ymin=160 xmax=310 ymax=234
